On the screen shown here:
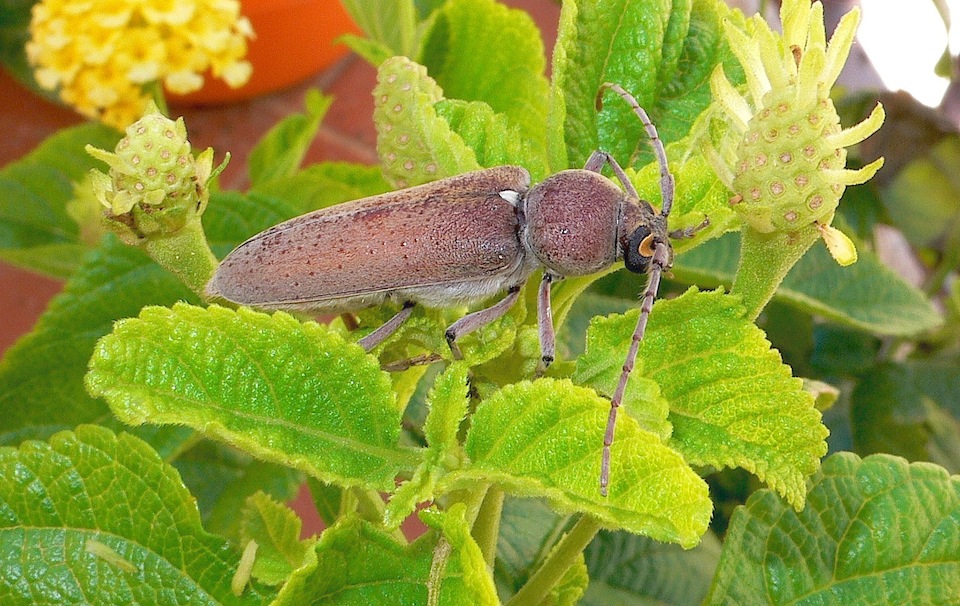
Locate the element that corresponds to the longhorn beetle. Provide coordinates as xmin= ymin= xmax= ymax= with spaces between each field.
xmin=207 ymin=83 xmax=706 ymax=494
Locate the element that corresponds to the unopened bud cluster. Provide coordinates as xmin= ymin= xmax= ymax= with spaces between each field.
xmin=87 ymin=104 xmax=220 ymax=244
xmin=710 ymin=0 xmax=884 ymax=265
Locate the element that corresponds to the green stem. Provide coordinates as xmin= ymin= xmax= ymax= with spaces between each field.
xmin=505 ymin=515 xmax=601 ymax=606
xmin=471 ymin=485 xmax=504 ymax=568
xmin=142 ymin=218 xmax=219 ymax=299
xmin=145 ymin=80 xmax=169 ymax=116
xmin=731 ymin=225 xmax=820 ymax=320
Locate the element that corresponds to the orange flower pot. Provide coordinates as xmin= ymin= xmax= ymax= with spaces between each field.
xmin=169 ymin=0 xmax=359 ymax=105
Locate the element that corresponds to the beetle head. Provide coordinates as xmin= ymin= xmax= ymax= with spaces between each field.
xmin=620 ymin=199 xmax=673 ymax=276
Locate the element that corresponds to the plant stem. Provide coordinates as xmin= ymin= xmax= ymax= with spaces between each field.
xmin=471 ymin=485 xmax=504 ymax=568
xmin=731 ymin=225 xmax=819 ymax=320
xmin=505 ymin=515 xmax=601 ymax=606
xmin=142 ymin=218 xmax=219 ymax=299
xmin=145 ymin=80 xmax=170 ymax=116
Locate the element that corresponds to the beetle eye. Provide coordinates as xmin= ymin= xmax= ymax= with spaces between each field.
xmin=624 ymin=225 xmax=653 ymax=274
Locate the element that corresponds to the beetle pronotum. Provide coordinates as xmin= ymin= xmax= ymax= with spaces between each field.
xmin=207 ymin=84 xmax=705 ymax=494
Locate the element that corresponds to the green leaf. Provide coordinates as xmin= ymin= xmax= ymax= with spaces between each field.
xmin=705 ymin=453 xmax=960 ymax=606
xmin=373 ymin=56 xmax=481 ymax=187
xmin=420 ymin=504 xmax=501 ymax=603
xmin=385 ymin=362 xmax=470 ymax=527
xmin=337 ymin=34 xmax=395 ymax=67
xmin=852 ymin=356 xmax=960 ymax=473
xmin=340 ymin=0 xmax=418 ymax=57
xmin=306 ymin=477 xmax=344 ymax=527
xmin=436 ymin=99 xmax=549 ymax=180
xmin=0 ymin=237 xmax=197 ymax=445
xmin=494 ymin=498 xmax=575 ymax=600
xmin=551 ymin=0 xmax=742 ymax=170
xmin=0 ymin=123 xmax=120 ymax=278
xmin=629 ymin=142 xmax=737 ymax=250
xmin=582 ymin=289 xmax=827 ymax=509
xmin=459 ymin=378 xmax=711 ymax=548
xmin=880 ymin=135 xmax=960 ymax=249
xmin=674 ymin=232 xmax=943 ymax=337
xmin=0 ymin=425 xmax=274 ymax=604
xmin=420 ymin=0 xmax=549 ymax=147
xmin=239 ymin=492 xmax=314 ymax=586
xmin=86 ymin=303 xmax=418 ymax=490
xmin=574 ymin=328 xmax=672 ymax=442
xmin=582 ymin=529 xmax=721 ymax=605
xmin=275 ymin=512 xmax=497 ymax=605
xmin=249 ymin=163 xmax=391 ymax=219
xmin=422 ymin=361 xmax=470 ymax=461
xmin=174 ymin=441 xmax=304 ymax=539
xmin=247 ymin=90 xmax=332 ymax=186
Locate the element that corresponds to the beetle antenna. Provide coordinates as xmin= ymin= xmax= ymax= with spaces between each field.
xmin=600 ymin=238 xmax=670 ymax=496
xmin=597 ymin=83 xmax=675 ymax=217
xmin=595 ymin=83 xmax=677 ymax=496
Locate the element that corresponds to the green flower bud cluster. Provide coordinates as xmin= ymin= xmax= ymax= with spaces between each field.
xmin=710 ymin=0 xmax=884 ymax=266
xmin=86 ymin=103 xmax=224 ymax=245
xmin=731 ymin=91 xmax=844 ymax=234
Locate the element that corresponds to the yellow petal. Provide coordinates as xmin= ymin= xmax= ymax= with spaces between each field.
xmin=819 ymin=223 xmax=858 ymax=266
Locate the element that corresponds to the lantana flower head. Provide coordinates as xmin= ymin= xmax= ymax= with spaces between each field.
xmin=27 ymin=0 xmax=254 ymax=129
xmin=86 ymin=102 xmax=226 ymax=244
xmin=710 ymin=0 xmax=884 ymax=265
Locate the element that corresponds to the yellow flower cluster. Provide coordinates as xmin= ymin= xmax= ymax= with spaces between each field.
xmin=27 ymin=0 xmax=254 ymax=129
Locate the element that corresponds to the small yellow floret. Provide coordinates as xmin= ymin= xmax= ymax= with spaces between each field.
xmin=27 ymin=0 xmax=254 ymax=129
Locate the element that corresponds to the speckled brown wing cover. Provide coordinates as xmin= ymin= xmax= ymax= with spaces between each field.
xmin=208 ymin=166 xmax=532 ymax=310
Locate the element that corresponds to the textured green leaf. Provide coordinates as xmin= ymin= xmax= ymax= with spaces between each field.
xmin=174 ymin=442 xmax=303 ymax=540
xmin=629 ymin=143 xmax=737 ymax=251
xmin=249 ymin=163 xmax=391 ymax=219
xmin=86 ymin=303 xmax=417 ymax=490
xmin=674 ymin=233 xmax=943 ymax=337
xmin=420 ymin=0 xmax=549 ymax=147
xmin=551 ymin=0 xmax=741 ymax=170
xmin=0 ymin=425 xmax=274 ymax=605
xmin=0 ymin=123 xmax=120 ymax=277
xmin=373 ymin=56 xmax=481 ymax=187
xmin=422 ymin=361 xmax=471 ymax=459
xmin=583 ymin=289 xmax=827 ymax=509
xmin=275 ymin=512 xmax=497 ymax=605
xmin=852 ymin=356 xmax=960 ymax=473
xmin=705 ymin=453 xmax=960 ymax=606
xmin=340 ymin=0 xmax=418 ymax=57
xmin=420 ymin=504 xmax=500 ymax=604
xmin=239 ymin=492 xmax=313 ymax=585
xmin=0 ymin=237 xmax=197 ymax=444
xmin=436 ymin=99 xmax=549 ymax=180
xmin=460 ymin=378 xmax=711 ymax=547
xmin=385 ymin=362 xmax=470 ymax=527
xmin=0 ymin=184 xmax=331 ymax=446
xmin=582 ymin=529 xmax=721 ymax=605
xmin=247 ymin=90 xmax=331 ymax=186
xmin=574 ymin=331 xmax=672 ymax=442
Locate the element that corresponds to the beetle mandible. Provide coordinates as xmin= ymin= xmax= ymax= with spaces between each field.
xmin=206 ymin=83 xmax=706 ymax=495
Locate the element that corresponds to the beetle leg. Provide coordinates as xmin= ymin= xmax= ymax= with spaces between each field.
xmin=536 ymin=272 xmax=560 ymax=375
xmin=445 ymin=285 xmax=523 ymax=360
xmin=358 ymin=301 xmax=415 ymax=351
xmin=669 ymin=217 xmax=710 ymax=240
